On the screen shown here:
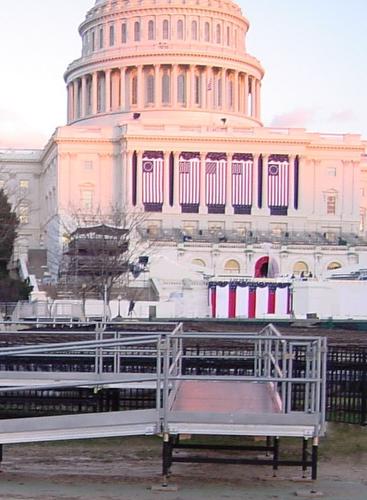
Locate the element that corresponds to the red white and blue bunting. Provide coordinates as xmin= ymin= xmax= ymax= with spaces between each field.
xmin=209 ymin=281 xmax=291 ymax=319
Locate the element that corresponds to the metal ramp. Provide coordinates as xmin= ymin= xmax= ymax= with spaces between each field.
xmin=0 ymin=322 xmax=327 ymax=479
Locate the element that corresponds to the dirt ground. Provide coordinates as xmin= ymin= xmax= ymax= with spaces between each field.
xmin=0 ymin=424 xmax=366 ymax=500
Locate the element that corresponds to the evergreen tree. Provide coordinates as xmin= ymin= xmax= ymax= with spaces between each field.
xmin=0 ymin=189 xmax=32 ymax=301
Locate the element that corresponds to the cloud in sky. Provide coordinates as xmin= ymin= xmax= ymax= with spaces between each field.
xmin=270 ymin=108 xmax=318 ymax=128
xmin=328 ymin=110 xmax=357 ymax=123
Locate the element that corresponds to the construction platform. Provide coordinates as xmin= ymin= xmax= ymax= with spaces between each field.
xmin=0 ymin=322 xmax=327 ymax=480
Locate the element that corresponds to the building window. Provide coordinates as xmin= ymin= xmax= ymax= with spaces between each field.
xmin=99 ymin=27 xmax=104 ymax=49
xmin=224 ymin=259 xmax=240 ymax=274
xmin=204 ymin=22 xmax=210 ymax=41
xmin=327 ymin=195 xmax=336 ymax=215
xmin=121 ymin=23 xmax=127 ymax=43
xmin=83 ymin=160 xmax=93 ymax=170
xmin=91 ymin=31 xmax=95 ymax=51
xmin=134 ymin=21 xmax=140 ymax=42
xmin=146 ymin=74 xmax=155 ymax=104
xmin=327 ymin=167 xmax=337 ymax=176
xmin=327 ymin=261 xmax=342 ymax=271
xmin=217 ymin=78 xmax=222 ymax=107
xmin=195 ymin=75 xmax=201 ymax=105
xmin=216 ymin=24 xmax=221 ymax=44
xmin=131 ymin=76 xmax=138 ymax=105
xmin=163 ymin=20 xmax=169 ymax=39
xmin=192 ymin=20 xmax=198 ymax=40
xmin=226 ymin=26 xmax=230 ymax=45
xmin=228 ymin=80 xmax=234 ymax=109
xmin=20 ymin=180 xmax=29 ymax=191
xmin=177 ymin=20 xmax=183 ymax=40
xmin=177 ymin=74 xmax=186 ymax=104
xmin=109 ymin=25 xmax=115 ymax=46
xmin=293 ymin=261 xmax=309 ymax=277
xmin=148 ymin=20 xmax=155 ymax=40
xmin=19 ymin=204 xmax=29 ymax=224
xmin=81 ymin=189 xmax=94 ymax=210
xmin=162 ymin=72 xmax=170 ymax=103
xmin=192 ymin=258 xmax=206 ymax=268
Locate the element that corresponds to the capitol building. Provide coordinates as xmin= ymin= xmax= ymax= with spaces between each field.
xmin=1 ymin=0 xmax=367 ymax=317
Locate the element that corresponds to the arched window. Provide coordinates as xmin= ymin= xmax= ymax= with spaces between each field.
xmin=131 ymin=75 xmax=138 ymax=105
xmin=99 ymin=27 xmax=104 ymax=49
xmin=204 ymin=22 xmax=210 ymax=41
xmin=216 ymin=24 xmax=221 ymax=44
xmin=146 ymin=74 xmax=155 ymax=104
xmin=177 ymin=20 xmax=184 ymax=40
xmin=121 ymin=23 xmax=127 ymax=43
xmin=224 ymin=259 xmax=240 ymax=274
xmin=293 ymin=261 xmax=309 ymax=276
xmin=97 ymin=73 xmax=105 ymax=112
xmin=134 ymin=21 xmax=140 ymax=42
xmin=162 ymin=72 xmax=171 ymax=104
xmin=91 ymin=31 xmax=95 ymax=51
xmin=148 ymin=20 xmax=155 ymax=40
xmin=327 ymin=262 xmax=342 ymax=271
xmin=177 ymin=74 xmax=186 ymax=104
xmin=192 ymin=258 xmax=206 ymax=267
xmin=163 ymin=20 xmax=169 ymax=39
xmin=192 ymin=20 xmax=198 ymax=40
xmin=226 ymin=26 xmax=230 ymax=45
xmin=109 ymin=25 xmax=115 ymax=46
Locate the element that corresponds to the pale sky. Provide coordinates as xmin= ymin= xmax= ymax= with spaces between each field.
xmin=0 ymin=0 xmax=366 ymax=149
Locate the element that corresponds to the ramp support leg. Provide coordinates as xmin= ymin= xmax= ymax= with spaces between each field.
xmin=162 ymin=433 xmax=173 ymax=483
xmin=302 ymin=438 xmax=308 ymax=478
xmin=311 ymin=437 xmax=318 ymax=480
xmin=272 ymin=437 xmax=279 ymax=477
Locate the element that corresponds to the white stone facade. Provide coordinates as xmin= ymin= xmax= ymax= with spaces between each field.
xmin=0 ymin=0 xmax=366 ymax=287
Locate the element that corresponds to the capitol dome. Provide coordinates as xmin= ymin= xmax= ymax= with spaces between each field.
xmin=64 ymin=0 xmax=264 ymax=127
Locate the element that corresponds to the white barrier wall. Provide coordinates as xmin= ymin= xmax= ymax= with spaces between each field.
xmin=293 ymin=280 xmax=367 ymax=319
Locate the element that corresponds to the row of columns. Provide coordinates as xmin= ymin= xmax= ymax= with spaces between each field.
xmin=67 ymin=64 xmax=261 ymax=122
xmin=123 ymin=151 xmax=300 ymax=215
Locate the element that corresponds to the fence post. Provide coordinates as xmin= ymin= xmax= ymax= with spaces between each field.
xmin=361 ymin=351 xmax=367 ymax=426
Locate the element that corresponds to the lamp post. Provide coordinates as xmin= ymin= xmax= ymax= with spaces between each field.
xmin=117 ymin=294 xmax=122 ymax=320
xmin=81 ymin=283 xmax=87 ymax=320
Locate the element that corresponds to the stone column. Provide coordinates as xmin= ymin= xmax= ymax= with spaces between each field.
xmin=221 ymin=68 xmax=226 ymax=110
xmin=163 ymin=150 xmax=170 ymax=210
xmin=124 ymin=150 xmax=132 ymax=207
xmin=226 ymin=154 xmax=233 ymax=215
xmin=173 ymin=151 xmax=180 ymax=211
xmin=171 ymin=64 xmax=178 ymax=107
xmin=206 ymin=66 xmax=213 ymax=109
xmin=136 ymin=151 xmax=143 ymax=208
xmin=67 ymin=84 xmax=73 ymax=122
xmin=288 ymin=155 xmax=295 ymax=215
xmin=244 ymin=73 xmax=249 ymax=116
xmin=256 ymin=79 xmax=261 ymax=120
xmin=186 ymin=66 xmax=192 ymax=108
xmin=92 ymin=72 xmax=98 ymax=115
xmin=137 ymin=66 xmax=144 ymax=108
xmin=155 ymin=64 xmax=161 ymax=107
xmin=262 ymin=154 xmax=269 ymax=212
xmin=105 ymin=69 xmax=111 ymax=112
xmin=201 ymin=66 xmax=207 ymax=109
xmin=234 ymin=71 xmax=239 ymax=113
xmin=252 ymin=153 xmax=260 ymax=215
xmin=120 ymin=67 xmax=126 ymax=110
xmin=73 ymin=80 xmax=79 ymax=120
xmin=81 ymin=75 xmax=87 ymax=118
xmin=199 ymin=152 xmax=206 ymax=214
